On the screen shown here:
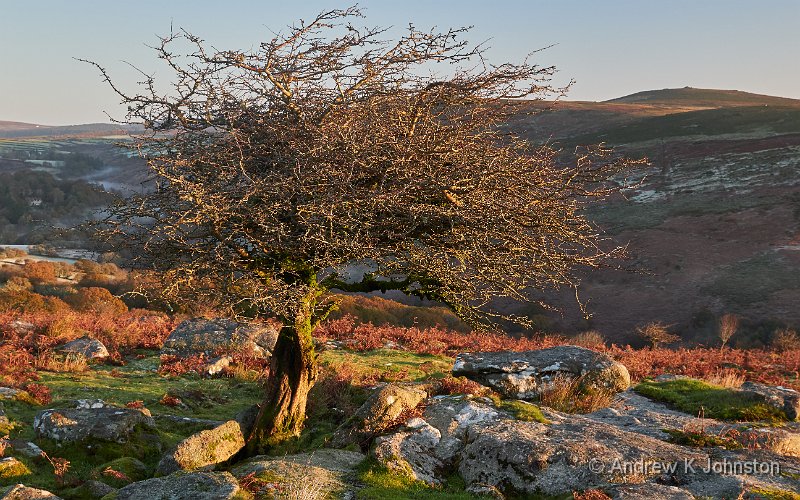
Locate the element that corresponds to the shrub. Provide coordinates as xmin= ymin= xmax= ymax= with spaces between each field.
xmin=718 ymin=313 xmax=740 ymax=350
xmin=64 ymin=286 xmax=128 ymax=315
xmin=537 ymin=374 xmax=617 ymax=414
xmin=571 ymin=330 xmax=606 ymax=350
xmin=22 ymin=260 xmax=57 ymax=284
xmin=772 ymin=328 xmax=800 ymax=352
xmin=635 ymin=321 xmax=680 ymax=348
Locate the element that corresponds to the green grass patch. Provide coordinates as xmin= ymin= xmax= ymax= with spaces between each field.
xmin=634 ymin=379 xmax=787 ymax=423
xmin=745 ymin=488 xmax=800 ymax=500
xmin=489 ymin=397 xmax=549 ymax=424
xmin=319 ymin=348 xmax=454 ymax=383
xmin=663 ymin=428 xmax=743 ymax=450
xmin=0 ymin=351 xmax=264 ymax=494
xmin=356 ymin=459 xmax=480 ymax=500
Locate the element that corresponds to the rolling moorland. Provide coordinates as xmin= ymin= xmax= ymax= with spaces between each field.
xmin=0 ymin=87 xmax=799 ymax=499
xmin=2 ymin=87 xmax=799 ymax=346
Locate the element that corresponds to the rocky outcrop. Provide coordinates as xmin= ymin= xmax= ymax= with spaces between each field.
xmin=33 ymin=405 xmax=155 ymax=443
xmin=156 ymin=420 xmax=247 ymax=475
xmin=112 ymin=471 xmax=243 ymax=500
xmin=230 ymin=449 xmax=365 ymax=498
xmin=62 ymin=480 xmax=115 ymax=499
xmin=452 ymin=346 xmax=630 ymax=400
xmin=0 ymin=484 xmax=61 ymax=500
xmin=371 ymin=392 xmax=800 ymax=498
xmin=741 ymin=381 xmax=800 ymax=421
xmin=161 ymin=318 xmax=279 ymax=358
xmin=331 ymin=383 xmax=429 ymax=448
xmin=57 ymin=336 xmax=109 ymax=360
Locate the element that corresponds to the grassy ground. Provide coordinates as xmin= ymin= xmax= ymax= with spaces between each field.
xmin=634 ymin=378 xmax=788 ymax=423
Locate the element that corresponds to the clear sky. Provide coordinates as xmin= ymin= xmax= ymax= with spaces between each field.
xmin=1 ymin=0 xmax=798 ymax=125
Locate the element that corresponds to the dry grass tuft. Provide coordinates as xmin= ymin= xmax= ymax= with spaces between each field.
xmin=538 ymin=374 xmax=618 ymax=414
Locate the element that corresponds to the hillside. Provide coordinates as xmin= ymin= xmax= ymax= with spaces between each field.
xmin=607 ymin=87 xmax=800 ymax=109
xmin=2 ymin=87 xmax=800 ymax=346
xmin=511 ymin=88 xmax=800 ymax=345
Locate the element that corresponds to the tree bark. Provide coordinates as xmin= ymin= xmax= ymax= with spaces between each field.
xmin=246 ymin=304 xmax=317 ymax=454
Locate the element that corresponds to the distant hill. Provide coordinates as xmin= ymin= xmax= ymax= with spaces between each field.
xmin=0 ymin=121 xmax=141 ymax=139
xmin=607 ymin=87 xmax=800 ymax=109
xmin=505 ymin=87 xmax=800 ymax=346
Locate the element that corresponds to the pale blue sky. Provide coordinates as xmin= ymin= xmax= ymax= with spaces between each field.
xmin=1 ymin=0 xmax=798 ymax=125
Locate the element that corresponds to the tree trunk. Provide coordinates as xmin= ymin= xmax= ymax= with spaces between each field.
xmin=247 ymin=306 xmax=317 ymax=454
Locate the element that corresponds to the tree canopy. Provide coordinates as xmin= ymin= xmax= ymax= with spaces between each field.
xmin=87 ymin=7 xmax=641 ymax=449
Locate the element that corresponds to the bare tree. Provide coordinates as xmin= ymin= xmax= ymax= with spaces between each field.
xmin=718 ymin=313 xmax=739 ymax=351
xmin=636 ymin=322 xmax=680 ymax=349
xmin=85 ymin=7 xmax=641 ymax=452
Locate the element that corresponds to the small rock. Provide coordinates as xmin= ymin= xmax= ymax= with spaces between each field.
xmin=33 ymin=407 xmax=156 ymax=443
xmin=453 ymin=346 xmax=630 ymax=400
xmin=608 ymin=483 xmax=694 ymax=499
xmin=62 ymin=480 xmax=115 ymax=499
xmin=740 ymin=381 xmax=800 ymax=421
xmin=93 ymin=457 xmax=149 ymax=488
xmin=0 ymin=484 xmax=62 ymax=499
xmin=113 ymin=471 xmax=242 ymax=500
xmin=6 ymin=440 xmax=42 ymax=458
xmin=654 ymin=374 xmax=690 ymax=382
xmin=8 ymin=321 xmax=35 ymax=334
xmin=0 ymin=403 xmax=9 ymax=431
xmin=57 ymin=336 xmax=109 ymax=360
xmin=331 ymin=383 xmax=429 ymax=448
xmin=0 ymin=458 xmax=30 ymax=479
xmin=161 ymin=318 xmax=278 ymax=358
xmin=373 ymin=419 xmax=443 ymax=485
xmin=205 ymin=355 xmax=232 ymax=376
xmin=156 ymin=420 xmax=246 ymax=475
xmin=0 ymin=388 xmax=20 ymax=400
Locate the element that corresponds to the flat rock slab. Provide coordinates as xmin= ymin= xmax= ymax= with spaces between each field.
xmin=113 ymin=471 xmax=242 ymax=500
xmin=57 ymin=336 xmax=109 ymax=359
xmin=230 ymin=449 xmax=365 ymax=498
xmin=161 ymin=318 xmax=278 ymax=358
xmin=0 ymin=484 xmax=62 ymax=499
xmin=34 ymin=407 xmax=155 ymax=443
xmin=453 ymin=346 xmax=630 ymax=400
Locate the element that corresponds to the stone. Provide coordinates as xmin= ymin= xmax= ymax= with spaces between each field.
xmin=0 ymin=403 xmax=10 ymax=433
xmin=740 ymin=381 xmax=800 ymax=421
xmin=33 ymin=406 xmax=155 ymax=443
xmin=156 ymin=419 xmax=247 ymax=475
xmin=62 ymin=480 xmax=116 ymax=499
xmin=94 ymin=457 xmax=150 ymax=488
xmin=57 ymin=335 xmax=109 ymax=360
xmin=161 ymin=318 xmax=279 ymax=358
xmin=423 ymin=396 xmax=501 ymax=462
xmin=6 ymin=440 xmax=43 ymax=458
xmin=373 ymin=418 xmax=444 ymax=485
xmin=230 ymin=449 xmax=364 ymax=499
xmin=608 ymin=483 xmax=694 ymax=499
xmin=112 ymin=471 xmax=242 ymax=500
xmin=0 ymin=484 xmax=62 ymax=500
xmin=457 ymin=418 xmax=710 ymax=497
xmin=0 ymin=457 xmax=30 ymax=479
xmin=331 ymin=383 xmax=429 ymax=448
xmin=205 ymin=356 xmax=233 ymax=376
xmin=0 ymin=388 xmax=20 ymax=400
xmin=452 ymin=346 xmax=630 ymax=400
